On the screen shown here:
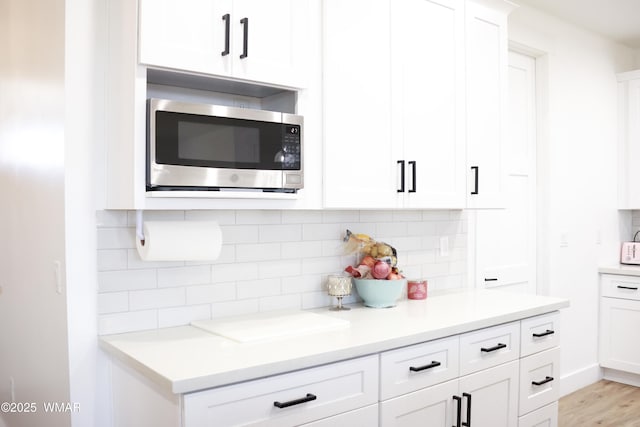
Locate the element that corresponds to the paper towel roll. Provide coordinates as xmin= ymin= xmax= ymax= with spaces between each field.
xmin=136 ymin=221 xmax=223 ymax=261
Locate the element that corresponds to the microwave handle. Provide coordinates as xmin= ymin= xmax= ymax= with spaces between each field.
xmin=221 ymin=14 xmax=230 ymax=56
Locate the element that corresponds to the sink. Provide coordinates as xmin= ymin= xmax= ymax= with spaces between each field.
xmin=191 ymin=311 xmax=350 ymax=343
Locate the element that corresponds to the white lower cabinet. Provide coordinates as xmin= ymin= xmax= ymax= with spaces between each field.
xmin=518 ymin=402 xmax=558 ymax=427
xmin=183 ymin=355 xmax=378 ymax=427
xmin=518 ymin=348 xmax=560 ymax=416
xmin=599 ymin=273 xmax=640 ymax=374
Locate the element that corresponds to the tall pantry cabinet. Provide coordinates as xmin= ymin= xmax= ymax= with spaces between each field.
xmin=323 ymin=0 xmax=514 ymax=209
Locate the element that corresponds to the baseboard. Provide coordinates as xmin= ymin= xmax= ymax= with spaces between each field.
xmin=603 ymin=368 xmax=640 ymax=387
xmin=559 ymin=363 xmax=603 ymax=397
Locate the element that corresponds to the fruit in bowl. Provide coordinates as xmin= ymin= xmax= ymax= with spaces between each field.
xmin=352 ymin=278 xmax=406 ymax=308
xmin=342 ymin=230 xmax=405 ymax=307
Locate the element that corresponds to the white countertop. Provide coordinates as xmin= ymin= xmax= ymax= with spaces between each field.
xmin=99 ymin=288 xmax=569 ymax=394
xmin=599 ymin=265 xmax=640 ymax=276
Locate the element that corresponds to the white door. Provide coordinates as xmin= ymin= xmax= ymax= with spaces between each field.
xmin=599 ymin=297 xmax=640 ymax=374
xmin=379 ymin=379 xmax=459 ymax=426
xmin=232 ymin=0 xmax=308 ymax=87
xmin=139 ymin=0 xmax=233 ymax=77
xmin=458 ymin=361 xmax=519 ymax=427
xmin=323 ymin=0 xmax=397 ymax=208
xmin=465 ymin=1 xmax=508 ymax=208
xmin=474 ymin=50 xmax=537 ymax=294
xmin=391 ymin=0 xmax=466 ymax=209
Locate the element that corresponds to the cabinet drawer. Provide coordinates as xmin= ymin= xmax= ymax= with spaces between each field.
xmin=380 ymin=335 xmax=459 ymax=400
xmin=300 ymin=404 xmax=378 ymax=426
xmin=459 ymin=322 xmax=520 ymax=375
xmin=601 ymin=274 xmax=640 ymax=300
xmin=518 ymin=401 xmax=558 ymax=427
xmin=182 ymin=355 xmax=378 ymax=427
xmin=519 ymin=348 xmax=560 ymax=416
xmin=521 ymin=312 xmax=560 ymax=357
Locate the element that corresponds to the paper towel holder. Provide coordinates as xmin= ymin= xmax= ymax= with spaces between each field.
xmin=136 ymin=210 xmax=145 ymax=245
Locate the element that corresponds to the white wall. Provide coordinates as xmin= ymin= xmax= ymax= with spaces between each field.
xmin=97 ymin=209 xmax=467 ymax=335
xmin=0 ymin=1 xmax=71 ymax=426
xmin=65 ymin=0 xmax=107 ymax=426
xmin=509 ymin=5 xmax=636 ymax=396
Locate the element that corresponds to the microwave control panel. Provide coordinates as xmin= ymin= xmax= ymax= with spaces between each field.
xmin=283 ymin=125 xmax=301 ymax=170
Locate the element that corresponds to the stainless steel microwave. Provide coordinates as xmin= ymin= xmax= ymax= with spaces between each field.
xmin=147 ymin=98 xmax=303 ymax=192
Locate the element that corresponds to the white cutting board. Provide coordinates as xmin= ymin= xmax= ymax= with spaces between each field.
xmin=191 ymin=311 xmax=350 ymax=343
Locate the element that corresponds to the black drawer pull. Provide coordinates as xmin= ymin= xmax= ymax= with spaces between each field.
xmin=481 ymin=343 xmax=506 ymax=353
xmin=240 ymin=17 xmax=249 ymax=59
xmin=617 ymin=285 xmax=639 ymax=290
xmin=221 ymin=13 xmax=230 ymax=56
xmin=484 ymin=278 xmax=498 ymax=282
xmin=532 ymin=376 xmax=554 ymax=386
xmin=532 ymin=329 xmax=555 ymax=338
xmin=462 ymin=392 xmax=472 ymax=427
xmin=274 ymin=393 xmax=316 ymax=409
xmin=409 ymin=360 xmax=441 ymax=372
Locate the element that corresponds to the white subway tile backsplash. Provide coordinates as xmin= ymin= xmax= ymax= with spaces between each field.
xmin=302 ymin=256 xmax=343 ymax=275
xmin=212 ymin=262 xmax=258 ymax=283
xmin=98 ymin=292 xmax=129 ymax=314
xmin=281 ymin=210 xmax=323 ymax=224
xmin=220 ymin=225 xmax=260 ymax=244
xmin=258 ymin=259 xmax=302 ymax=279
xmin=97 ymin=249 xmax=128 ymax=271
xmin=158 ymin=304 xmax=211 ymax=328
xmin=157 ymin=265 xmax=211 ymax=288
xmin=281 ymin=241 xmax=323 ymax=259
xmin=237 ymin=278 xmax=281 ymax=299
xmin=99 ymin=310 xmax=157 ymax=335
xmin=259 ymin=294 xmax=301 ymax=312
xmin=212 ymin=299 xmax=259 ymax=318
xmin=236 ymin=210 xmax=281 ymax=224
xmin=96 ymin=209 xmax=467 ymax=335
xmin=98 ymin=269 xmax=157 ymax=292
xmin=235 ymin=243 xmax=281 ymax=262
xmin=185 ymin=210 xmax=236 ymax=224
xmin=259 ymin=224 xmax=302 ymax=243
xmin=129 ymin=288 xmax=186 ymax=310
xmin=186 ymin=283 xmax=236 ymax=305
xmin=97 ymin=228 xmax=136 ymax=250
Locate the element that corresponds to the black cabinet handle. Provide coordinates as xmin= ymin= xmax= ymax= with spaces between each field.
xmin=617 ymin=285 xmax=639 ymax=290
xmin=462 ymin=392 xmax=472 ymax=427
xmin=470 ymin=166 xmax=479 ymax=195
xmin=398 ymin=160 xmax=405 ymax=193
xmin=481 ymin=343 xmax=506 ymax=353
xmin=452 ymin=395 xmax=462 ymax=427
xmin=408 ymin=160 xmax=416 ymax=193
xmin=532 ymin=329 xmax=555 ymax=338
xmin=532 ymin=376 xmax=554 ymax=386
xmin=484 ymin=278 xmax=498 ymax=282
xmin=240 ymin=17 xmax=249 ymax=59
xmin=409 ymin=360 xmax=441 ymax=372
xmin=273 ymin=393 xmax=316 ymax=409
xmin=221 ymin=14 xmax=230 ymax=56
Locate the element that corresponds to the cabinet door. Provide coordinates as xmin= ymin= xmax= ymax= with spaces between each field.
xmin=458 ymin=360 xmax=519 ymax=427
xmin=619 ymin=77 xmax=640 ymax=208
xmin=599 ymin=297 xmax=640 ymax=374
xmin=391 ymin=0 xmax=466 ymax=209
xmin=380 ymin=379 xmax=458 ymax=426
xmin=465 ymin=1 xmax=509 ymax=208
xmin=139 ymin=0 xmax=232 ymax=77
xmin=323 ymin=0 xmax=397 ymax=208
xmin=232 ymin=0 xmax=309 ymax=88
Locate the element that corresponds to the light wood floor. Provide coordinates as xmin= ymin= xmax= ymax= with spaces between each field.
xmin=559 ymin=380 xmax=640 ymax=426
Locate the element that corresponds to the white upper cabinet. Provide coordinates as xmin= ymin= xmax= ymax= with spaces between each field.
xmin=138 ymin=0 xmax=309 ymax=88
xmin=617 ymin=70 xmax=640 ymax=209
xmin=465 ymin=0 xmax=512 ymax=208
xmin=323 ymin=0 xmax=513 ymax=209
xmin=392 ymin=0 xmax=466 ymax=209
xmin=322 ymin=0 xmax=397 ymax=209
